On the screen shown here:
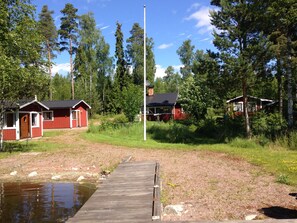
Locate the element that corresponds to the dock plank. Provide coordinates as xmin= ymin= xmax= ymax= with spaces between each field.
xmin=67 ymin=161 xmax=159 ymax=223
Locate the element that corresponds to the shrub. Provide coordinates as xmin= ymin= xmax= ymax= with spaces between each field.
xmin=252 ymin=112 xmax=287 ymax=139
xmin=275 ymin=131 xmax=297 ymax=150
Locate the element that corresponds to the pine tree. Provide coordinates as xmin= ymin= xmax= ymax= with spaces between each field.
xmin=59 ymin=3 xmax=79 ymax=100
xmin=126 ymin=23 xmax=156 ymax=85
xmin=210 ymin=0 xmax=267 ymax=138
xmin=114 ymin=22 xmax=130 ymax=91
xmin=38 ymin=5 xmax=58 ymax=100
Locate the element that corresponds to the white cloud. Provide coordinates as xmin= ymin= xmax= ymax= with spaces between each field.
xmin=100 ymin=25 xmax=110 ymax=30
xmin=52 ymin=63 xmax=70 ymax=76
xmin=185 ymin=6 xmax=215 ymax=34
xmin=155 ymin=64 xmax=182 ymax=79
xmin=155 ymin=65 xmax=166 ymax=79
xmin=187 ymin=3 xmax=200 ymax=12
xmin=157 ymin=43 xmax=173 ymax=50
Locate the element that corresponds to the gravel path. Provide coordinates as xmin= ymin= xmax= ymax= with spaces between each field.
xmin=0 ymin=129 xmax=296 ymax=221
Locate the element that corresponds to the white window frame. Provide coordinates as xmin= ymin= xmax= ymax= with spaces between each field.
xmin=43 ymin=111 xmax=54 ymax=121
xmin=31 ymin=112 xmax=39 ymax=128
xmin=3 ymin=112 xmax=16 ymax=129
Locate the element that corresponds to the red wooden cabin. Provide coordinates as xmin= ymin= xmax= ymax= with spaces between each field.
xmin=1 ymin=99 xmax=49 ymax=141
xmin=144 ymin=87 xmax=187 ymax=121
xmin=41 ymin=100 xmax=91 ymax=129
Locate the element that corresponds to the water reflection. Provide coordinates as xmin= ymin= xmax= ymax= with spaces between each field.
xmin=0 ymin=182 xmax=96 ymax=223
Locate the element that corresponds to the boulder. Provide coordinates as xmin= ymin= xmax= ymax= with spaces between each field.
xmin=163 ymin=204 xmax=184 ymax=216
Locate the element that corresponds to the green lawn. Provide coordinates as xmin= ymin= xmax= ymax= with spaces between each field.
xmin=85 ymin=121 xmax=297 ymax=186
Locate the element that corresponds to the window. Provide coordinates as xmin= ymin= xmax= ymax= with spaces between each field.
xmin=233 ymin=102 xmax=243 ymax=112
xmin=43 ymin=111 xmax=53 ymax=121
xmin=72 ymin=111 xmax=77 ymax=120
xmin=31 ymin=113 xmax=39 ymax=127
xmin=4 ymin=113 xmax=15 ymax=128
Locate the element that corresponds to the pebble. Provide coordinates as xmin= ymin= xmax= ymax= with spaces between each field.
xmin=28 ymin=171 xmax=38 ymax=177
xmin=245 ymin=214 xmax=258 ymax=220
xmin=163 ymin=204 xmax=184 ymax=216
xmin=10 ymin=171 xmax=17 ymax=176
xmin=77 ymin=176 xmax=85 ymax=182
xmin=51 ymin=175 xmax=61 ymax=180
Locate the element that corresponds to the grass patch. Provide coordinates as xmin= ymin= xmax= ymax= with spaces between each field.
xmin=85 ymin=121 xmax=297 ymax=186
xmin=43 ymin=130 xmax=65 ymax=138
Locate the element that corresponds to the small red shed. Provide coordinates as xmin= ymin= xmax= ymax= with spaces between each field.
xmin=1 ymin=99 xmax=49 ymax=141
xmin=41 ymin=100 xmax=91 ymax=129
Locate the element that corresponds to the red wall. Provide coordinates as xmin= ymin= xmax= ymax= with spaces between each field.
xmin=2 ymin=129 xmax=16 ymax=140
xmin=72 ymin=104 xmax=88 ymax=127
xmin=43 ymin=109 xmax=71 ymax=129
xmin=173 ymin=107 xmax=187 ymax=120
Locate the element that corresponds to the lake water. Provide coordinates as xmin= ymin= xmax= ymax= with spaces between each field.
xmin=0 ymin=182 xmax=96 ymax=223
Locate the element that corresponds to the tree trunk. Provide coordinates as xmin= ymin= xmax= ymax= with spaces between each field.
xmin=242 ymin=76 xmax=251 ymax=138
xmin=277 ymin=59 xmax=283 ymax=115
xmin=70 ymin=38 xmax=74 ymax=100
xmin=47 ymin=40 xmax=52 ymax=101
xmin=287 ymin=36 xmax=293 ymax=128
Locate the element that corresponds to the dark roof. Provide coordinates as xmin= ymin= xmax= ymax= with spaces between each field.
xmin=146 ymin=93 xmax=178 ymax=107
xmin=41 ymin=100 xmax=91 ymax=109
xmin=1 ymin=99 xmax=49 ymax=110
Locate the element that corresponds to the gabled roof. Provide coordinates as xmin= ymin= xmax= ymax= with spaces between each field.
xmin=146 ymin=93 xmax=178 ymax=107
xmin=41 ymin=100 xmax=91 ymax=109
xmin=1 ymin=99 xmax=49 ymax=110
xmin=226 ymin=95 xmax=274 ymax=103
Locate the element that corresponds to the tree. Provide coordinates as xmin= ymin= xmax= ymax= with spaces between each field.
xmin=114 ymin=22 xmax=130 ymax=91
xmin=179 ymin=76 xmax=211 ymax=122
xmin=121 ymin=84 xmax=142 ymax=122
xmin=38 ymin=5 xmax=58 ymax=100
xmin=0 ymin=0 xmax=48 ymax=149
xmin=163 ymin=66 xmax=181 ymax=92
xmin=210 ymin=0 xmax=267 ymax=138
xmin=52 ymin=73 xmax=71 ymax=100
xmin=59 ymin=3 xmax=79 ymax=100
xmin=74 ymin=12 xmax=113 ymax=115
xmin=126 ymin=23 xmax=156 ymax=85
xmin=266 ymin=0 xmax=297 ymax=127
xmin=177 ymin=40 xmax=195 ymax=79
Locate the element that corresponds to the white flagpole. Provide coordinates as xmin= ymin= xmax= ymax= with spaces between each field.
xmin=143 ymin=5 xmax=147 ymax=141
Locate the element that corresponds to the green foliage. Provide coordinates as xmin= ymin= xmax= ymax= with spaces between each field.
xmin=177 ymin=39 xmax=195 ymax=79
xmin=228 ymin=137 xmax=260 ymax=149
xmin=38 ymin=5 xmax=58 ymax=100
xmin=252 ymin=112 xmax=287 ymax=139
xmin=126 ymin=23 xmax=156 ymax=85
xmin=52 ymin=73 xmax=71 ymax=100
xmin=74 ymin=12 xmax=113 ymax=115
xmin=179 ymin=76 xmax=211 ymax=122
xmin=276 ymin=174 xmax=289 ymax=185
xmin=121 ymin=84 xmax=142 ymax=122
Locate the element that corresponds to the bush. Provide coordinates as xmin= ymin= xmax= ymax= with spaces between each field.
xmin=252 ymin=112 xmax=287 ymax=139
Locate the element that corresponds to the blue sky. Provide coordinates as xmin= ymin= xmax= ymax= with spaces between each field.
xmin=33 ymin=0 xmax=217 ymax=78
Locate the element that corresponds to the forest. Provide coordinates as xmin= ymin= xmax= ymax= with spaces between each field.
xmin=0 ymin=0 xmax=297 ymax=144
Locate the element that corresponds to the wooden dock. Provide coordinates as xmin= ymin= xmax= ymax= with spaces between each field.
xmin=67 ymin=161 xmax=161 ymax=223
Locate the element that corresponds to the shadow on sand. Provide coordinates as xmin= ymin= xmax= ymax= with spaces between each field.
xmin=260 ymin=206 xmax=297 ymax=219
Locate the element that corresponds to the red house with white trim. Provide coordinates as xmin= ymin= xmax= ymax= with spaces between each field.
xmin=1 ymin=99 xmax=49 ymax=141
xmin=41 ymin=100 xmax=91 ymax=129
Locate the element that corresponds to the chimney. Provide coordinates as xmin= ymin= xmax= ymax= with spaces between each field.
xmin=148 ymin=86 xmax=154 ymax=96
xmin=34 ymin=95 xmax=37 ymax=101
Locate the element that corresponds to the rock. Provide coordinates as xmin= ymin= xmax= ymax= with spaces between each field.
xmin=245 ymin=214 xmax=258 ymax=220
xmin=72 ymin=167 xmax=79 ymax=171
xmin=77 ymin=176 xmax=85 ymax=182
xmin=163 ymin=204 xmax=184 ymax=216
xmin=10 ymin=171 xmax=17 ymax=176
xmin=51 ymin=175 xmax=61 ymax=180
xmin=28 ymin=171 xmax=38 ymax=177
